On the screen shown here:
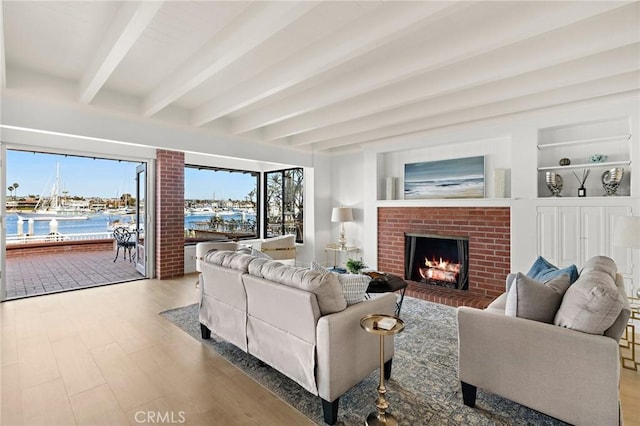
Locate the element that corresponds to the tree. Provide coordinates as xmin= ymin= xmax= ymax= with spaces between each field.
xmin=7 ymin=185 xmax=14 ymax=199
xmin=12 ymin=182 xmax=19 ymax=200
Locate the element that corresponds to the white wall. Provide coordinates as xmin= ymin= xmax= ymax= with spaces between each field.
xmin=0 ymin=91 xmax=327 ymax=266
xmin=330 ymin=91 xmax=640 ymax=287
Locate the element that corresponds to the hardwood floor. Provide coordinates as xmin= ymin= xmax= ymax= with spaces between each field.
xmin=2 ymin=274 xmax=639 ymax=425
xmin=1 ymin=275 xmax=314 ymax=426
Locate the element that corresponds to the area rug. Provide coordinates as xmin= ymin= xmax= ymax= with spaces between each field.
xmin=161 ymin=297 xmax=566 ymax=425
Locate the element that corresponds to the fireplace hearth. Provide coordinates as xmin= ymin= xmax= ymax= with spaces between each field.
xmin=405 ymin=233 xmax=469 ymax=290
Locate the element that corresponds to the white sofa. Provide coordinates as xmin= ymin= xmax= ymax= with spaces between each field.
xmin=198 ymin=249 xmax=397 ymax=424
xmin=457 ymin=256 xmax=631 ymax=426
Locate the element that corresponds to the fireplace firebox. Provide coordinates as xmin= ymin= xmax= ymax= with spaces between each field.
xmin=405 ymin=233 xmax=469 ymax=290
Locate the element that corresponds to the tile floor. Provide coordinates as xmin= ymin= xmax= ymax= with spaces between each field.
xmin=5 ymin=250 xmax=143 ymax=299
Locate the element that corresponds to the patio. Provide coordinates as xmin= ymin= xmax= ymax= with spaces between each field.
xmin=5 ymin=249 xmax=144 ymax=299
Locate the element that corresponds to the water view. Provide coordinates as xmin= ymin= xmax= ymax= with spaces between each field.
xmin=6 ymin=212 xmax=257 ymax=239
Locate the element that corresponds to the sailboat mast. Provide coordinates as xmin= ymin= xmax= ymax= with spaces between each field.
xmin=52 ymin=162 xmax=60 ymax=209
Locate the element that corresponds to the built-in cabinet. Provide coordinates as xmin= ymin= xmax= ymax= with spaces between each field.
xmin=537 ymin=204 xmax=634 ymax=294
xmin=537 ymin=118 xmax=632 ymax=198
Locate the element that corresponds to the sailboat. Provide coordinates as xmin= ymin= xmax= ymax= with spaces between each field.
xmin=16 ymin=163 xmax=89 ymax=221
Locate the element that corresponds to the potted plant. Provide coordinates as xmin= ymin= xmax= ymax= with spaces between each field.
xmin=346 ymin=258 xmax=366 ymax=274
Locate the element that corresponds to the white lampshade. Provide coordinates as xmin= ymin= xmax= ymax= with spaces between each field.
xmin=331 ymin=207 xmax=353 ymax=223
xmin=612 ymin=216 xmax=640 ymax=249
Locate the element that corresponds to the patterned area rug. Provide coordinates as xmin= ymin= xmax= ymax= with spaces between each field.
xmin=161 ymin=297 xmax=565 ymax=425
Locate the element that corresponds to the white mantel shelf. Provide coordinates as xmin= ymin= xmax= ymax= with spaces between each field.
xmin=377 ymin=196 xmax=638 ymax=209
xmin=376 ymin=199 xmax=515 ymax=208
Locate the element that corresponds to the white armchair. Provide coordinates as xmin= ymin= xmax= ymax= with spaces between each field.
xmin=457 ymin=257 xmax=630 ymax=426
xmin=252 ymin=234 xmax=297 ymax=264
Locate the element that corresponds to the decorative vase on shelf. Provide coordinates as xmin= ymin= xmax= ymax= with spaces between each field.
xmin=545 ymin=172 xmax=563 ymax=197
xmin=601 ymin=167 xmax=624 ymax=196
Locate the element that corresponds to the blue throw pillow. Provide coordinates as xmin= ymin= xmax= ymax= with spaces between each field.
xmin=526 ymin=256 xmax=579 ymax=284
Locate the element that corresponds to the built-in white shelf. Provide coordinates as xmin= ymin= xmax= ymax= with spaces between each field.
xmin=537 ymin=134 xmax=631 ymax=150
xmin=537 ymin=119 xmax=632 ymax=198
xmin=537 ymin=160 xmax=631 ymax=172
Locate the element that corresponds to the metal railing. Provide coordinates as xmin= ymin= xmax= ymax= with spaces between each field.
xmin=6 ymin=232 xmax=113 ymax=244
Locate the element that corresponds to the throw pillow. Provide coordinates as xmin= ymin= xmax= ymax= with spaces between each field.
xmin=554 ymin=269 xmax=625 ymax=335
xmin=251 ymin=247 xmax=273 ymax=260
xmin=337 ymin=273 xmax=371 ymax=305
xmin=310 ymin=260 xmax=324 ymax=271
xmin=526 ymin=256 xmax=579 ymax=284
xmin=505 ymin=272 xmax=571 ymax=323
xmin=311 ymin=260 xmax=370 ymax=305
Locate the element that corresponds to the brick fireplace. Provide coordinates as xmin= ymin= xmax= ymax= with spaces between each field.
xmin=378 ymin=207 xmax=510 ymax=308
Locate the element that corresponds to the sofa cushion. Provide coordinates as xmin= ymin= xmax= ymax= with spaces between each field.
xmin=554 ymin=269 xmax=624 ymax=335
xmin=204 ymin=250 xmax=253 ymax=272
xmin=505 ymin=272 xmax=571 ymax=323
xmin=526 ymin=256 xmax=579 ymax=284
xmin=250 ymin=259 xmax=346 ymax=315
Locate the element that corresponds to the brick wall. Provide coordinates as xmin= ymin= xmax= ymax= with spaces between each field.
xmin=378 ymin=207 xmax=510 ymax=305
xmin=7 ymin=240 xmax=114 ymax=258
xmin=156 ymin=150 xmax=184 ymax=279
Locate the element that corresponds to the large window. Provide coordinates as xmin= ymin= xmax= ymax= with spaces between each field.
xmin=264 ymin=168 xmax=303 ymax=243
xmin=184 ymin=166 xmax=259 ymax=242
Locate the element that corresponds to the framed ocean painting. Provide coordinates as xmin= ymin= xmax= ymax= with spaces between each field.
xmin=404 ymin=156 xmax=485 ymax=199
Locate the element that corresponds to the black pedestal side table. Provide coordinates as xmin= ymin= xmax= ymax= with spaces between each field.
xmin=360 ymin=314 xmax=405 ymax=426
xmin=365 ymin=274 xmax=408 ymax=317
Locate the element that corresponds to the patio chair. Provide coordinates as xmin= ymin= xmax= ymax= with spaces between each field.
xmin=113 ymin=227 xmax=136 ymax=262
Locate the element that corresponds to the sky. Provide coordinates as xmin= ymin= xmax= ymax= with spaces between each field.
xmin=6 ymin=150 xmax=256 ymax=200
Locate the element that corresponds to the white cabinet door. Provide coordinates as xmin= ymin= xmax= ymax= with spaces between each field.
xmin=581 ymin=206 xmax=605 ymax=264
xmin=558 ymin=206 xmax=580 ymax=267
xmin=537 ymin=206 xmax=558 ymax=266
xmin=537 ymin=204 xmax=633 ymax=268
xmin=605 ymin=205 xmax=633 ymax=275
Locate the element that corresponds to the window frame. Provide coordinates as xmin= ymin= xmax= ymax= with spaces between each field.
xmin=184 ymin=164 xmax=260 ymax=243
xmin=263 ymin=167 xmax=303 ymax=243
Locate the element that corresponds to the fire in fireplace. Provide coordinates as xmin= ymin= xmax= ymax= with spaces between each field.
xmin=405 ymin=233 xmax=469 ymax=290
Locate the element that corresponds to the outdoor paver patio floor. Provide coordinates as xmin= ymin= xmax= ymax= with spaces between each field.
xmin=5 ymin=249 xmax=144 ymax=299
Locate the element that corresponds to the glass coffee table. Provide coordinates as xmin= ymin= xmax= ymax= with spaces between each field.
xmin=360 ymin=313 xmax=405 ymax=426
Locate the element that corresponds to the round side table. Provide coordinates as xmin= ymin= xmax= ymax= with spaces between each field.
xmin=360 ymin=313 xmax=405 ymax=426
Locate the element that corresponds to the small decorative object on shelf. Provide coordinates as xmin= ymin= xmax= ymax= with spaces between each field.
xmin=545 ymin=172 xmax=563 ymax=197
xmin=346 ymin=258 xmax=366 ymax=274
xmin=601 ymin=167 xmax=624 ymax=196
xmin=559 ymin=158 xmax=571 ymax=166
xmin=588 ymin=154 xmax=608 ymax=163
xmin=572 ymin=169 xmax=590 ymax=197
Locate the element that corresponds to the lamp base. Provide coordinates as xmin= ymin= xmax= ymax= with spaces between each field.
xmin=338 ymin=232 xmax=347 ymax=250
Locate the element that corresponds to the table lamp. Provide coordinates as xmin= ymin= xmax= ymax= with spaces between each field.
xmin=331 ymin=207 xmax=353 ymax=250
xmin=612 ymin=215 xmax=640 ymax=297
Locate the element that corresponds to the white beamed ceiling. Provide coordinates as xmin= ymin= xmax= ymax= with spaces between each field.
xmin=2 ymin=1 xmax=639 ymax=154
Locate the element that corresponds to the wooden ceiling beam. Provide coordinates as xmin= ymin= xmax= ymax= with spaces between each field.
xmin=264 ymin=4 xmax=640 ymax=143
xmin=192 ymin=1 xmax=465 ymax=128
xmin=232 ymin=1 xmax=631 ymax=136
xmin=78 ymin=1 xmax=163 ymax=104
xmin=142 ymin=2 xmax=317 ymax=118
xmin=311 ymin=73 xmax=640 ymax=151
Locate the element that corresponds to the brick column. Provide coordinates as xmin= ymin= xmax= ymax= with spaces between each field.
xmin=156 ymin=149 xmax=184 ymax=279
